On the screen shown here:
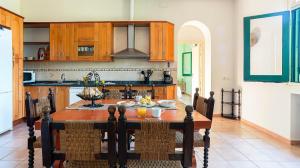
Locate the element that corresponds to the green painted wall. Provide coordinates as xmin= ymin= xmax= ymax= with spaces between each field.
xmin=177 ymin=44 xmax=193 ymax=95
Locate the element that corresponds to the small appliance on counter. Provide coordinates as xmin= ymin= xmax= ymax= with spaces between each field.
xmin=163 ymin=70 xmax=173 ymax=84
xmin=141 ymin=69 xmax=153 ymax=84
xmin=23 ymin=71 xmax=36 ymax=83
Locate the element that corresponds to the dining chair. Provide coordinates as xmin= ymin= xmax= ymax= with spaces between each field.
xmin=41 ymin=105 xmax=118 ymax=168
xmin=25 ymin=88 xmax=56 ymax=168
xmin=175 ymin=89 xmax=215 ymax=168
xmin=134 ymin=84 xmax=155 ymax=99
xmin=117 ymin=105 xmax=194 ymax=168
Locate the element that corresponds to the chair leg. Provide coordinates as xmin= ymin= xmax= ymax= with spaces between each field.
xmin=28 ymin=125 xmax=35 ymax=168
xmin=28 ymin=147 xmax=34 ymax=168
xmin=127 ymin=134 xmax=131 ymax=150
xmin=203 ymin=129 xmax=210 ymax=168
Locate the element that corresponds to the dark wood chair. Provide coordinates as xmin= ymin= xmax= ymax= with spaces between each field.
xmin=134 ymin=84 xmax=155 ymax=99
xmin=175 ymin=89 xmax=215 ymax=168
xmin=41 ymin=105 xmax=118 ymax=168
xmin=25 ymin=88 xmax=56 ymax=168
xmin=117 ymin=105 xmax=194 ymax=168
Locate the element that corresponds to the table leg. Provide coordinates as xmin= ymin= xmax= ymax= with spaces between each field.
xmin=203 ymin=129 xmax=210 ymax=168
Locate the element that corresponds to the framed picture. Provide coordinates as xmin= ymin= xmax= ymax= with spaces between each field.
xmin=182 ymin=52 xmax=192 ymax=76
xmin=244 ymin=11 xmax=290 ymax=82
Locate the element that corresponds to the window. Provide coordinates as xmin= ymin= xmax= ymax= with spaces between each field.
xmin=291 ymin=8 xmax=300 ymax=82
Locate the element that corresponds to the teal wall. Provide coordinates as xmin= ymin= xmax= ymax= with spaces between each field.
xmin=178 ymin=44 xmax=193 ymax=95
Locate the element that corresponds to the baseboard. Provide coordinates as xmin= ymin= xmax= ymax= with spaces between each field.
xmin=241 ymin=119 xmax=299 ymax=145
xmin=291 ymin=141 xmax=300 ymax=145
xmin=13 ymin=117 xmax=25 ymax=126
xmin=213 ymin=114 xmax=222 ymax=117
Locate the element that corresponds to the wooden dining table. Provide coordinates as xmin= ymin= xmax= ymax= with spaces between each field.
xmin=35 ymin=99 xmax=212 ymax=130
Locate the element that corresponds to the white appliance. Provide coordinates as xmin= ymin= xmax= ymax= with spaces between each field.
xmin=23 ymin=71 xmax=36 ymax=83
xmin=0 ymin=27 xmax=13 ymax=134
xmin=69 ymin=87 xmax=84 ymax=105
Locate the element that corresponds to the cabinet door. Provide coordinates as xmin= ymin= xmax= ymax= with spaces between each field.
xmin=0 ymin=9 xmax=11 ymax=27
xmin=166 ymin=85 xmax=176 ymax=100
xmin=150 ymin=22 xmax=164 ymax=61
xmin=163 ymin=23 xmax=174 ymax=62
xmin=50 ymin=24 xmax=67 ymax=61
xmin=95 ymin=23 xmax=113 ymax=61
xmin=11 ymin=15 xmax=23 ymax=59
xmin=154 ymin=86 xmax=166 ymax=99
xmin=13 ymin=59 xmax=24 ymax=120
xmin=74 ymin=23 xmax=98 ymax=42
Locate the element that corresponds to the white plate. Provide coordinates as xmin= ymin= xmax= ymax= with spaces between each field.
xmin=157 ymin=100 xmax=176 ymax=108
xmin=117 ymin=101 xmax=136 ymax=107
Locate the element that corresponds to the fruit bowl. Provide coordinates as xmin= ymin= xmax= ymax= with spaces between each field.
xmin=77 ymin=87 xmax=104 ymax=108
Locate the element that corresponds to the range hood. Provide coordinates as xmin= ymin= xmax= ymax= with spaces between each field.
xmin=112 ymin=0 xmax=149 ymax=59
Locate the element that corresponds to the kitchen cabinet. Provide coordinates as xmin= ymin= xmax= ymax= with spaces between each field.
xmin=74 ymin=23 xmax=98 ymax=42
xmin=150 ymin=22 xmax=174 ymax=62
xmin=24 ymin=86 xmax=70 ymax=112
xmin=50 ymin=23 xmax=75 ymax=61
xmin=49 ymin=23 xmax=113 ymax=62
xmin=95 ymin=23 xmax=113 ymax=61
xmin=0 ymin=9 xmax=11 ymax=27
xmin=11 ymin=15 xmax=23 ymax=59
xmin=13 ymin=59 xmax=24 ymax=120
xmin=1 ymin=7 xmax=24 ymax=121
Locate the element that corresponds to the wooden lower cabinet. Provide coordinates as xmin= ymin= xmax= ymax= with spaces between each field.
xmin=24 ymin=86 xmax=70 ymax=113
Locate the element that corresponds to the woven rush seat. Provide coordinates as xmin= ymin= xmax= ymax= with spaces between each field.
xmin=175 ymin=131 xmax=203 ymax=148
xmin=65 ymin=160 xmax=109 ymax=168
xmin=33 ymin=136 xmax=41 ymax=148
xmin=127 ymin=160 xmax=182 ymax=168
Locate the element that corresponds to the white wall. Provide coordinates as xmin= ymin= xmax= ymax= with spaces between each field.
xmin=135 ymin=0 xmax=236 ymax=112
xmin=0 ymin=0 xmax=21 ymax=14
xmin=21 ymin=0 xmax=237 ymax=114
xmin=234 ymin=0 xmax=300 ymax=140
xmin=20 ymin=0 xmax=129 ymax=21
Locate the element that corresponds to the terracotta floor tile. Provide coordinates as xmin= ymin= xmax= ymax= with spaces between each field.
xmin=0 ymin=160 xmax=20 ymax=168
xmin=254 ymin=161 xmax=283 ymax=168
xmin=2 ymin=149 xmax=28 ymax=161
xmin=228 ymin=161 xmax=258 ymax=168
xmin=0 ymin=117 xmax=300 ymax=168
xmin=279 ymin=162 xmax=300 ymax=168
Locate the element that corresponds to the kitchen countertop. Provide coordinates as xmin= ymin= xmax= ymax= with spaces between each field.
xmin=23 ymin=81 xmax=176 ymax=87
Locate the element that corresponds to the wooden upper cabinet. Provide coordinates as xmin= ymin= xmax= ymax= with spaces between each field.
xmin=95 ymin=23 xmax=113 ymax=61
xmin=50 ymin=24 xmax=66 ymax=61
xmin=11 ymin=15 xmax=23 ymax=59
xmin=0 ymin=9 xmax=11 ymax=27
xmin=50 ymin=23 xmax=75 ymax=61
xmin=150 ymin=22 xmax=164 ymax=61
xmin=150 ymin=22 xmax=174 ymax=62
xmin=163 ymin=23 xmax=174 ymax=62
xmin=74 ymin=23 xmax=98 ymax=42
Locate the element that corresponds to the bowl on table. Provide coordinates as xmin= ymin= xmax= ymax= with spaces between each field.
xmin=157 ymin=100 xmax=176 ymax=108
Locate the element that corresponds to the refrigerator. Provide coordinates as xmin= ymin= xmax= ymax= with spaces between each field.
xmin=0 ymin=26 xmax=13 ymax=134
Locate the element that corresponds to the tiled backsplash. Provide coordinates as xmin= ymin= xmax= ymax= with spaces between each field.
xmin=24 ymin=59 xmax=177 ymax=82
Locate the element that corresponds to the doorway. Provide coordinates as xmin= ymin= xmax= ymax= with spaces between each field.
xmin=177 ymin=20 xmax=211 ymax=104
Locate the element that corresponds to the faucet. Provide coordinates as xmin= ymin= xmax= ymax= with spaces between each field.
xmin=60 ymin=73 xmax=66 ymax=83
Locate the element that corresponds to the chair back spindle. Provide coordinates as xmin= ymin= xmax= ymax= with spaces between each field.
xmin=117 ymin=105 xmax=194 ymax=167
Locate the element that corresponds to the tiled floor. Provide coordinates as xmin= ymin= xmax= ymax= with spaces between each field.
xmin=0 ymin=118 xmax=300 ymax=168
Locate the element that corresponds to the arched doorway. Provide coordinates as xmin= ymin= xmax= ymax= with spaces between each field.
xmin=177 ymin=20 xmax=212 ymax=103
